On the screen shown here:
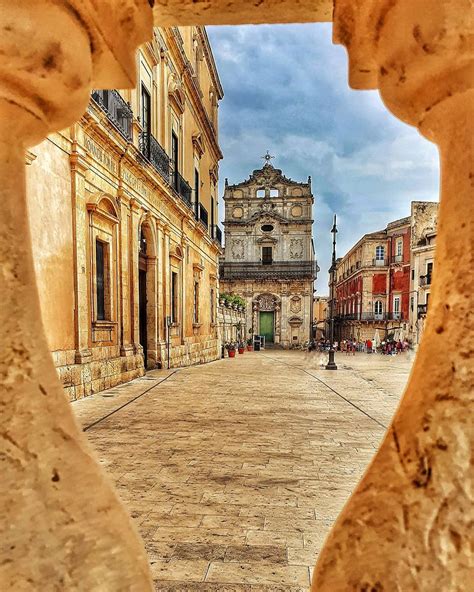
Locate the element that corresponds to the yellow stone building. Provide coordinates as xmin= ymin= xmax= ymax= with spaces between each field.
xmin=26 ymin=27 xmax=223 ymax=399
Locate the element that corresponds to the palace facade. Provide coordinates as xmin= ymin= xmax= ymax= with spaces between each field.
xmin=334 ymin=216 xmax=411 ymax=342
xmin=219 ymin=159 xmax=318 ymax=347
xmin=26 ymin=27 xmax=223 ymax=399
xmin=334 ymin=201 xmax=438 ymax=344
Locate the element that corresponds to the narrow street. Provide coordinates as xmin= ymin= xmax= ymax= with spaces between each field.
xmin=73 ymin=351 xmax=412 ymax=591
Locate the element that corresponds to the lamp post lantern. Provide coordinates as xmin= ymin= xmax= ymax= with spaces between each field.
xmin=326 ymin=214 xmax=338 ymax=370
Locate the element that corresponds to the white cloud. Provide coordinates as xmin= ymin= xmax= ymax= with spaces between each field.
xmin=208 ymin=24 xmax=440 ymax=290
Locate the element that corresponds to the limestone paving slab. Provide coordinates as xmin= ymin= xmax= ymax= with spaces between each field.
xmin=73 ymin=350 xmax=411 ymax=589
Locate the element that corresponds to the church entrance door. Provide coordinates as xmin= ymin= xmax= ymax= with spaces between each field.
xmin=260 ymin=311 xmax=274 ymax=344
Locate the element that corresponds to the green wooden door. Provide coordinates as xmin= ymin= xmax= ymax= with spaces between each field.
xmin=259 ymin=311 xmax=275 ymax=344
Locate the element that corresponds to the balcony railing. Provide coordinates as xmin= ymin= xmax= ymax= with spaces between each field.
xmin=91 ymin=90 xmax=132 ymax=141
xmin=418 ymin=304 xmax=428 ymax=318
xmin=171 ymin=171 xmax=193 ymax=208
xmin=139 ymin=131 xmax=170 ymax=180
xmin=394 ymin=254 xmax=403 ymax=263
xmin=220 ymin=261 xmax=318 ymax=280
xmin=199 ymin=204 xmax=209 ymax=229
xmin=335 ymin=312 xmax=407 ymax=322
xmin=213 ymin=225 xmax=222 ymax=246
xmin=419 ymin=274 xmax=432 ymax=287
xmin=372 ymin=258 xmax=388 ymax=267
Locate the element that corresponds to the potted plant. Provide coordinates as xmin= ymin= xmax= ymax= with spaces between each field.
xmin=238 ymin=341 xmax=245 ymax=354
xmin=246 ymin=338 xmax=253 ymax=352
xmin=225 ymin=342 xmax=236 ymax=358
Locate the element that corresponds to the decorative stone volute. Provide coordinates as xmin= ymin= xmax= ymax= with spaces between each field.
xmin=0 ymin=0 xmax=152 ymax=145
xmin=0 ymin=1 xmax=154 ymax=589
xmin=312 ymin=2 xmax=473 ymax=590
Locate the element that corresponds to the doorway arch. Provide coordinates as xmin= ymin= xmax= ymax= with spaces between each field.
xmin=138 ymin=217 xmax=158 ymax=369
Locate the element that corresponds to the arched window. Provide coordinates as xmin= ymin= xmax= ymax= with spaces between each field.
xmin=374 ymin=300 xmax=383 ymax=319
xmin=375 ymin=245 xmax=385 ymax=260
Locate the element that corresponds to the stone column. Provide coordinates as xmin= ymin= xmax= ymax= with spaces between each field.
xmin=312 ymin=1 xmax=473 ymax=590
xmin=146 ymin=253 xmax=158 ymax=368
xmin=118 ymin=193 xmax=134 ymax=358
xmin=163 ymin=226 xmax=171 ymax=320
xmin=0 ymin=1 xmax=153 ymax=588
xmin=129 ymin=199 xmax=142 ymax=356
xmin=156 ymin=221 xmax=165 ymax=349
xmin=69 ymin=138 xmax=92 ymax=364
xmin=181 ymin=238 xmax=189 ymax=345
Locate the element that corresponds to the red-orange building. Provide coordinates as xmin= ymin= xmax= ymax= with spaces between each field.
xmin=334 ymin=215 xmax=413 ymax=342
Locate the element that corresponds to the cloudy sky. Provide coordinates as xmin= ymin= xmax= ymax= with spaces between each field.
xmin=207 ymin=24 xmax=440 ymax=292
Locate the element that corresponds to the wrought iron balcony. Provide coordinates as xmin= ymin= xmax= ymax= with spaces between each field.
xmin=91 ymin=89 xmax=132 ymax=141
xmin=372 ymin=258 xmax=388 ymax=267
xmin=419 ymin=273 xmax=432 ymax=287
xmin=171 ymin=171 xmax=193 ymax=208
xmin=199 ymin=204 xmax=209 ymax=229
xmin=220 ymin=261 xmax=317 ymax=280
xmin=337 ymin=312 xmax=405 ymax=321
xmin=213 ymin=225 xmax=222 ymax=246
xmin=418 ymin=304 xmax=428 ymax=318
xmin=139 ymin=131 xmax=170 ymax=181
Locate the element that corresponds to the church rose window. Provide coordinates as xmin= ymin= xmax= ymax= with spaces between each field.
xmin=261 ymin=224 xmax=274 ymax=233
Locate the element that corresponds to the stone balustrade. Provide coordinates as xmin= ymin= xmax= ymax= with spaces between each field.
xmin=0 ymin=1 xmax=471 ymax=590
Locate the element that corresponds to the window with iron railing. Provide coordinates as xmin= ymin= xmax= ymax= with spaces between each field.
xmin=139 ymin=131 xmax=170 ymax=181
xmin=199 ymin=204 xmax=209 ymax=229
xmin=214 ymin=225 xmax=222 ymax=246
xmin=91 ymin=89 xmax=133 ymax=141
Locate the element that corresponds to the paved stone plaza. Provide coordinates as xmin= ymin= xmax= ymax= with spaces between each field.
xmin=73 ymin=351 xmax=413 ymax=591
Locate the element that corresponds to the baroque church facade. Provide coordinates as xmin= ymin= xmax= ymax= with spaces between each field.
xmin=219 ymin=157 xmax=318 ymax=347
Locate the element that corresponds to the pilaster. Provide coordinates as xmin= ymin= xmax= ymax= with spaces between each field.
xmin=129 ymin=198 xmax=143 ymax=354
xmin=70 ymin=141 xmax=92 ymax=364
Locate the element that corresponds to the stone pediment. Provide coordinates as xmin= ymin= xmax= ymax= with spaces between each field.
xmin=246 ymin=208 xmax=289 ymax=225
xmin=256 ymin=236 xmax=278 ymax=245
xmin=229 ymin=163 xmax=308 ymax=190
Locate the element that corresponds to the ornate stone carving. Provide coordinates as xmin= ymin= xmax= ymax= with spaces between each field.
xmin=290 ymin=238 xmax=303 ymax=259
xmin=231 ymin=238 xmax=245 ymax=260
xmin=290 ymin=296 xmax=302 ymax=314
xmin=232 ymin=206 xmax=243 ymax=219
xmin=256 ymin=293 xmax=277 ymax=311
xmin=288 ymin=316 xmax=303 ymax=327
xmin=291 ymin=204 xmax=303 ymax=217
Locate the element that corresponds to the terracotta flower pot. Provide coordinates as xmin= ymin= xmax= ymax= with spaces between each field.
xmin=228 ymin=350 xmax=236 ymax=358
xmin=247 ymin=345 xmax=253 ymax=352
xmin=238 ymin=348 xmax=245 ymax=354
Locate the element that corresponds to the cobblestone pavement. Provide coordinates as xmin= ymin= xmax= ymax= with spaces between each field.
xmin=73 ymin=350 xmax=413 ymax=591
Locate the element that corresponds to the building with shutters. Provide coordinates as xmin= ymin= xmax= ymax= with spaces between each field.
xmin=219 ymin=157 xmax=318 ymax=347
xmin=334 ymin=202 xmax=438 ymax=344
xmin=26 ymin=26 xmax=224 ymax=399
xmin=409 ymin=202 xmax=438 ymax=347
xmin=334 ymin=216 xmax=412 ymax=343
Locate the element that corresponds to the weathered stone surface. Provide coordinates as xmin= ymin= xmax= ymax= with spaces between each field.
xmin=0 ymin=1 xmax=153 ymax=590
xmin=153 ymin=0 xmax=333 ymax=26
xmin=313 ymin=1 xmax=474 ymax=590
xmin=73 ymin=351 xmax=410 ymax=588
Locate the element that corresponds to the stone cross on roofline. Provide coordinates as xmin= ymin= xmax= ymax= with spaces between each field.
xmin=261 ymin=150 xmax=275 ymax=166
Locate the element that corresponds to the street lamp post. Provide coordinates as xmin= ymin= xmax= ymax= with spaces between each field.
xmin=326 ymin=214 xmax=338 ymax=370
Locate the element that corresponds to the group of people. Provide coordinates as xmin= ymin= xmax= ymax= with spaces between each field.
xmin=309 ymin=337 xmax=410 ymax=354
